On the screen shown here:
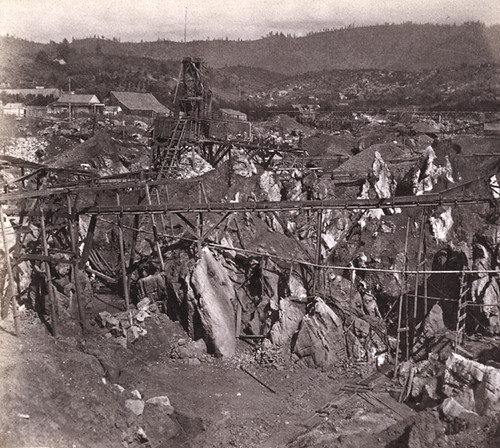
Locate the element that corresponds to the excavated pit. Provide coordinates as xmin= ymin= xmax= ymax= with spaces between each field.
xmin=1 ymin=113 xmax=500 ymax=447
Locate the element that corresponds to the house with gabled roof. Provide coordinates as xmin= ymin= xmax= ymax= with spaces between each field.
xmin=50 ymin=93 xmax=104 ymax=114
xmin=106 ymin=91 xmax=171 ymax=118
xmin=219 ymin=108 xmax=247 ymax=121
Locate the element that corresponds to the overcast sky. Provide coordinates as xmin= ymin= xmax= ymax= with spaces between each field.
xmin=1 ymin=0 xmax=499 ymax=43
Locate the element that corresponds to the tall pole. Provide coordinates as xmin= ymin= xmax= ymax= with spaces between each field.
xmin=0 ymin=206 xmax=20 ymax=335
xmin=67 ymin=198 xmax=86 ymax=334
xmin=116 ymin=192 xmax=130 ymax=311
xmin=145 ymin=185 xmax=164 ymax=271
xmin=184 ymin=6 xmax=187 ymax=44
xmin=68 ymin=77 xmax=72 ymax=122
xmin=313 ymin=209 xmax=323 ymax=296
xmin=40 ymin=206 xmax=58 ymax=336
xmin=394 ymin=217 xmax=410 ymax=375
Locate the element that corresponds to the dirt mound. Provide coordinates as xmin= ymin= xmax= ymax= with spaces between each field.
xmin=302 ymin=133 xmax=356 ymax=157
xmin=45 ymin=130 xmax=147 ymax=174
xmin=334 ymin=142 xmax=413 ymax=178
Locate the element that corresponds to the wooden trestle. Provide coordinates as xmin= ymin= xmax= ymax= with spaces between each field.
xmin=0 ymin=168 xmax=497 ymax=377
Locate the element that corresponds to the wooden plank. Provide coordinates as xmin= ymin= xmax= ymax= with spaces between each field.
xmin=16 ymin=254 xmax=74 ymax=264
xmin=367 ymin=392 xmax=415 ymax=419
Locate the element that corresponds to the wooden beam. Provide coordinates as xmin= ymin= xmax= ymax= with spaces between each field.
xmin=201 ymin=212 xmax=232 ymax=241
xmin=145 ymin=184 xmax=164 ymax=271
xmin=40 ymin=205 xmax=58 ymax=336
xmin=313 ymin=210 xmax=323 ymax=296
xmin=116 ymin=193 xmax=130 ymax=311
xmin=175 ymin=212 xmax=197 ymax=230
xmin=68 ymin=198 xmax=87 ymax=333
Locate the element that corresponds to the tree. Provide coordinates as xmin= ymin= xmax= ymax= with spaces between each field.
xmin=57 ymin=38 xmax=70 ymax=60
xmin=35 ymin=50 xmax=50 ymax=65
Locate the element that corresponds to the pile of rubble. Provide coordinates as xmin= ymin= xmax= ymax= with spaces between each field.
xmin=95 ymin=298 xmax=154 ymax=347
xmin=1 ymin=137 xmax=48 ymax=162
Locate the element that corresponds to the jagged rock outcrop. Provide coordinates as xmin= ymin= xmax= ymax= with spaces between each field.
xmin=471 ymin=236 xmax=500 ymax=333
xmin=189 ymin=248 xmax=236 ymax=357
xmin=429 ymin=207 xmax=454 ymax=242
xmin=423 ymin=304 xmax=446 ymax=338
xmin=270 ymin=298 xmax=304 ymax=347
xmin=259 ymin=171 xmax=282 ymax=201
xmin=413 ymin=146 xmax=454 ymax=195
xmin=231 ymin=148 xmax=257 ymax=178
xmin=292 ymin=298 xmax=346 ymax=369
xmin=444 ymin=353 xmax=500 ymax=417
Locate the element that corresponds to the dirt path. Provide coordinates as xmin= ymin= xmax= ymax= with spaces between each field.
xmin=0 ymin=312 xmax=361 ymax=448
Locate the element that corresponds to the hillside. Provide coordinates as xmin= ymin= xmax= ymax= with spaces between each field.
xmin=255 ymin=64 xmax=500 ymax=111
xmin=68 ymin=22 xmax=500 ymax=75
xmin=2 ymin=23 xmax=500 ymax=79
xmin=1 ymin=22 xmax=500 ymax=112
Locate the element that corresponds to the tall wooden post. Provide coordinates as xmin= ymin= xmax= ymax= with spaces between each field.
xmin=155 ymin=188 xmax=167 ymax=235
xmin=0 ymin=205 xmax=20 ymax=335
xmin=116 ymin=193 xmax=130 ymax=311
xmin=313 ymin=209 xmax=323 ymax=296
xmin=145 ymin=184 xmax=165 ymax=271
xmin=164 ymin=185 xmax=175 ymax=236
xmin=411 ymin=210 xmax=426 ymax=354
xmin=40 ymin=206 xmax=58 ymax=336
xmin=67 ymin=199 xmax=86 ymax=333
xmin=197 ymin=183 xmax=203 ymax=258
xmin=394 ymin=217 xmax=410 ymax=375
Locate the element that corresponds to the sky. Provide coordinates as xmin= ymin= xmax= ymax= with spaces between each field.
xmin=0 ymin=0 xmax=499 ymax=43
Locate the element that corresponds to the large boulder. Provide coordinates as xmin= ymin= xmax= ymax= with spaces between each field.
xmin=231 ymin=149 xmax=257 ymax=178
xmin=423 ymin=304 xmax=446 ymax=338
xmin=190 ymin=248 xmax=236 ymax=357
xmin=471 ymin=239 xmax=500 ymax=333
xmin=444 ymin=353 xmax=500 ymax=417
xmin=270 ymin=298 xmax=304 ymax=347
xmin=429 ymin=207 xmax=454 ymax=242
xmin=292 ymin=298 xmax=346 ymax=369
xmin=258 ymin=171 xmax=281 ymax=201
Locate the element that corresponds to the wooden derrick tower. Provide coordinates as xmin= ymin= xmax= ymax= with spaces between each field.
xmin=174 ymin=57 xmax=213 ymax=119
xmin=152 ymin=57 xmax=250 ymax=177
xmin=152 ymin=57 xmax=213 ymax=176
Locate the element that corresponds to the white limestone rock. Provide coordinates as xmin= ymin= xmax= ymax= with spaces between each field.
xmin=292 ymin=298 xmax=346 ymax=369
xmin=125 ymin=399 xmax=145 ymax=416
xmin=444 ymin=353 xmax=500 ymax=416
xmin=190 ymin=248 xmax=236 ymax=357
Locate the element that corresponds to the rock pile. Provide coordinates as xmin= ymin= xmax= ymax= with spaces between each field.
xmin=2 ymin=137 xmax=48 ymax=162
xmin=95 ymin=298 xmax=155 ymax=347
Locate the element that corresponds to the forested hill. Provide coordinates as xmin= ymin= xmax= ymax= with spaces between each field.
xmin=70 ymin=22 xmax=500 ymax=74
xmin=2 ymin=22 xmax=500 ymax=76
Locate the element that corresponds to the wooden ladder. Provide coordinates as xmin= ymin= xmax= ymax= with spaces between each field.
xmin=157 ymin=118 xmax=187 ymax=177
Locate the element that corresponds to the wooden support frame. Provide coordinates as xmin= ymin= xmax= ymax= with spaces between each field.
xmin=201 ymin=212 xmax=232 ymax=241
